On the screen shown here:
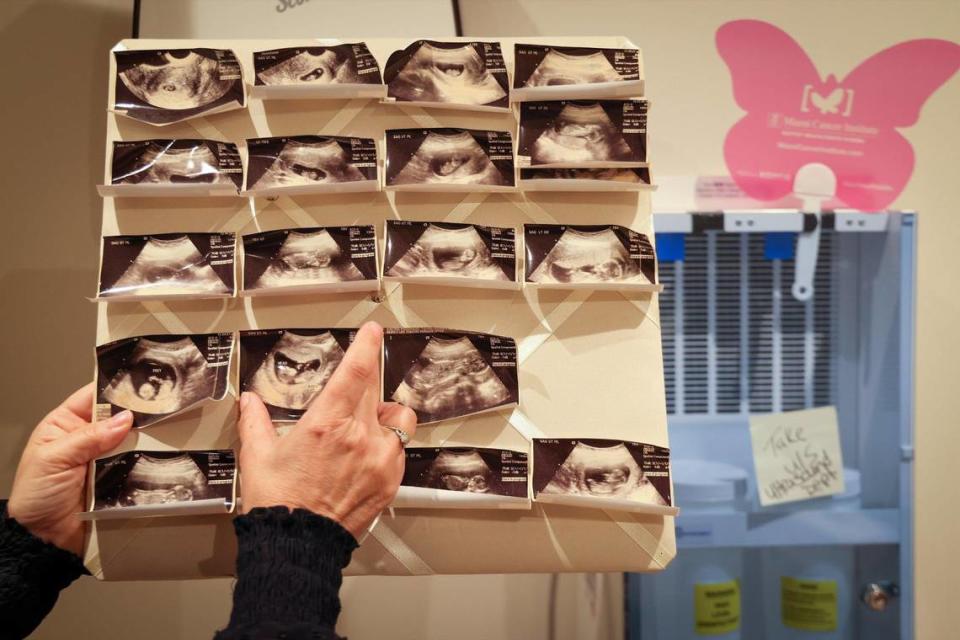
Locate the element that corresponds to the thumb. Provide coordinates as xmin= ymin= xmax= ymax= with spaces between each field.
xmin=238 ymin=393 xmax=277 ymax=462
xmin=47 ymin=410 xmax=133 ymax=467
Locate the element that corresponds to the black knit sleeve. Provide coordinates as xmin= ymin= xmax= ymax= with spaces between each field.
xmin=215 ymin=506 xmax=359 ymax=640
xmin=0 ymin=499 xmax=87 ymax=640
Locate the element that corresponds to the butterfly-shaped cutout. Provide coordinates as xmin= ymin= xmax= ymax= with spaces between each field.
xmin=717 ymin=19 xmax=960 ymax=210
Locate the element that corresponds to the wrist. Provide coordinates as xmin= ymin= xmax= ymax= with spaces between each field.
xmin=227 ymin=506 xmax=357 ymax=630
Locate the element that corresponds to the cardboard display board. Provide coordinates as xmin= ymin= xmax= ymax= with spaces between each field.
xmin=87 ymin=36 xmax=674 ymax=579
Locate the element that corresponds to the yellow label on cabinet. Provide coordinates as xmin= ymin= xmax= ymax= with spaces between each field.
xmin=781 ymin=576 xmax=838 ymax=632
xmin=695 ymin=579 xmax=741 ymax=636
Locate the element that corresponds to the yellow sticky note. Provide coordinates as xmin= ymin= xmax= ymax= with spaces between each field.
xmin=694 ymin=580 xmax=741 ymax=636
xmin=781 ymin=576 xmax=838 ymax=631
xmin=749 ymin=406 xmax=845 ymax=507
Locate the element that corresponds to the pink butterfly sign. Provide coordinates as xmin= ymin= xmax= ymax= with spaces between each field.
xmin=716 ymin=19 xmax=960 ymax=210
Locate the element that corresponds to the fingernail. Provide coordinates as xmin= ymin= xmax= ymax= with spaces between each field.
xmin=240 ymin=393 xmax=251 ymax=410
xmin=105 ymin=410 xmax=132 ymax=431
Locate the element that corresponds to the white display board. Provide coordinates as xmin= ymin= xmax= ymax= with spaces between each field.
xmin=85 ymin=36 xmax=675 ymax=579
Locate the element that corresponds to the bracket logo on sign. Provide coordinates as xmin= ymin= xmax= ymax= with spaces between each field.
xmin=716 ymin=19 xmax=960 ymax=210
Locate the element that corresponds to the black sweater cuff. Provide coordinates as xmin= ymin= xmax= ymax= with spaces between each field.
xmin=217 ymin=506 xmax=358 ymax=639
xmin=0 ymin=500 xmax=87 ymax=639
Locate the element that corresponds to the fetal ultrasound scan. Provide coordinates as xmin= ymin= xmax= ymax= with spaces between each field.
xmin=112 ymin=48 xmax=245 ymax=126
xmin=518 ymin=100 xmax=648 ymax=168
xmin=385 ymin=128 xmax=515 ymax=191
xmin=524 ymin=224 xmax=657 ymax=288
xmin=96 ymin=333 xmax=233 ymax=428
xmin=239 ymin=328 xmax=354 ymax=422
xmin=512 ymin=44 xmax=642 ymax=100
xmin=244 ymin=136 xmax=378 ymax=195
xmin=532 ymin=439 xmax=671 ymax=509
xmin=254 ymin=43 xmax=382 ymax=87
xmin=104 ymin=139 xmax=242 ymax=196
xmin=383 ymin=221 xmax=517 ymax=287
xmin=92 ymin=450 xmax=236 ymax=515
xmin=241 ymin=226 xmax=378 ymax=295
xmin=97 ymin=233 xmax=236 ymax=300
xmin=384 ymin=40 xmax=508 ymax=110
xmin=402 ymin=447 xmax=529 ymax=498
xmin=519 ymin=167 xmax=652 ymax=191
xmin=383 ymin=329 xmax=519 ymax=425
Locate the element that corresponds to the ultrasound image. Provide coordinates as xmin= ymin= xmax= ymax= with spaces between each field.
xmin=93 ymin=450 xmax=235 ymax=512
xmin=255 ymin=43 xmax=381 ymax=87
xmin=402 ymin=447 xmax=529 ymax=498
xmin=259 ymin=49 xmax=357 ymax=85
xmin=533 ymin=439 xmax=672 ymax=508
xmin=385 ymin=41 xmax=508 ymax=109
xmin=519 ymin=100 xmax=648 ymax=167
xmin=527 ymin=49 xmax=621 ymax=87
xmin=97 ymin=333 xmax=233 ymax=428
xmin=240 ymin=329 xmax=353 ymax=421
xmin=532 ymin=103 xmax=631 ymax=165
xmin=525 ymin=225 xmax=657 ymax=287
xmin=392 ymin=131 xmax=502 ymax=186
xmin=512 ymin=44 xmax=641 ymax=97
xmin=111 ymin=140 xmax=241 ymax=190
xmin=383 ymin=330 xmax=519 ymax=425
xmin=242 ymin=226 xmax=378 ymax=293
xmin=384 ymin=222 xmax=514 ymax=283
xmin=244 ymin=136 xmax=377 ymax=193
xmin=98 ymin=234 xmax=235 ymax=299
xmin=113 ymin=49 xmax=244 ymax=125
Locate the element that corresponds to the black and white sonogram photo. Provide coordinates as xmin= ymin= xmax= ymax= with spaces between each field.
xmin=244 ymin=136 xmax=377 ymax=194
xmin=524 ymin=224 xmax=656 ymax=288
xmin=384 ymin=41 xmax=508 ymax=110
xmin=109 ymin=139 xmax=242 ymax=191
xmin=98 ymin=233 xmax=236 ymax=300
xmin=383 ymin=221 xmax=516 ymax=285
xmin=385 ymin=128 xmax=515 ymax=190
xmin=383 ymin=329 xmax=519 ymax=425
xmin=239 ymin=328 xmax=355 ymax=422
xmin=254 ymin=43 xmax=382 ymax=86
xmin=241 ymin=226 xmax=377 ymax=294
xmin=513 ymin=44 xmax=640 ymax=91
xmin=518 ymin=100 xmax=648 ymax=167
xmin=96 ymin=333 xmax=233 ymax=428
xmin=93 ymin=450 xmax=235 ymax=512
xmin=533 ymin=439 xmax=671 ymax=507
xmin=519 ymin=167 xmax=651 ymax=190
xmin=113 ymin=49 xmax=245 ymax=125
xmin=402 ymin=447 xmax=528 ymax=498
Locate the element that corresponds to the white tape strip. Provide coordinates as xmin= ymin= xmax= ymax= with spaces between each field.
xmin=506 ymin=407 xmax=546 ymax=441
xmin=273 ymin=195 xmax=318 ymax=228
xmin=516 ymin=197 xmax=560 ymax=224
xmin=323 ymin=98 xmax=372 ymax=136
xmin=540 ymin=507 xmax=574 ymax=571
xmin=395 ymin=104 xmax=445 ymax=128
xmin=444 ymin=192 xmax=490 ymax=223
xmin=187 ymin=116 xmax=228 ymax=141
xmin=140 ymin=301 xmax=192 ymax=334
xmin=368 ymin=517 xmax=434 ymax=575
xmin=603 ymin=509 xmax=672 ymax=569
xmin=518 ymin=289 xmax=592 ymax=365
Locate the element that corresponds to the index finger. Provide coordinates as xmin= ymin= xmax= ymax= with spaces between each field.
xmin=302 ymin=322 xmax=383 ymax=425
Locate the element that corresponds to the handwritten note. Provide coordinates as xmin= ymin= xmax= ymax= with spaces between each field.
xmin=749 ymin=406 xmax=845 ymax=507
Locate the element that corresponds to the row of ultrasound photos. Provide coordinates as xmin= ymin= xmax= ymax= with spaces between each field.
xmin=102 ymin=134 xmax=652 ymax=197
xmin=92 ymin=437 xmax=672 ymax=515
xmin=113 ymin=42 xmax=641 ymax=124
xmin=95 ymin=223 xmax=656 ymax=301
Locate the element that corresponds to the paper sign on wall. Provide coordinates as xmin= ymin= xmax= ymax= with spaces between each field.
xmin=749 ymin=406 xmax=844 ymax=507
xmin=716 ymin=19 xmax=960 ymax=211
